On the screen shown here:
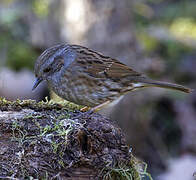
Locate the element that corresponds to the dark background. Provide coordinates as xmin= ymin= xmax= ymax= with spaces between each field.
xmin=0 ymin=0 xmax=196 ymax=179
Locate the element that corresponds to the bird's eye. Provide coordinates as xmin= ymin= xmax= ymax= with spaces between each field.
xmin=43 ymin=67 xmax=51 ymax=73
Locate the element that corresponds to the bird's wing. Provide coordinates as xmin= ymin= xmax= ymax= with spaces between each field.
xmin=73 ymin=46 xmax=142 ymax=78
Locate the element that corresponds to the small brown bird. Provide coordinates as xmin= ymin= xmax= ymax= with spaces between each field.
xmin=33 ymin=44 xmax=192 ymax=111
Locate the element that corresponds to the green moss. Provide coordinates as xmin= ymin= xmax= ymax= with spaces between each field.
xmin=58 ymin=160 xmax=65 ymax=168
xmin=0 ymin=97 xmax=82 ymax=112
xmin=11 ymin=120 xmax=28 ymax=145
xmin=103 ymin=155 xmax=152 ymax=180
xmin=39 ymin=119 xmax=75 ymax=154
xmin=0 ymin=97 xmax=82 ymax=163
xmin=51 ymin=141 xmax=61 ymax=153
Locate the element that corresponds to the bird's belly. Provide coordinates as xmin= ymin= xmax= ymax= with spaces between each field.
xmin=49 ymin=73 xmax=122 ymax=107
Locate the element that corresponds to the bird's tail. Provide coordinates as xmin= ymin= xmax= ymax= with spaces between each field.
xmin=131 ymin=77 xmax=192 ymax=93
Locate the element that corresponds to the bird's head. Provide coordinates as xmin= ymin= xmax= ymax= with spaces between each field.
xmin=32 ymin=44 xmax=68 ymax=90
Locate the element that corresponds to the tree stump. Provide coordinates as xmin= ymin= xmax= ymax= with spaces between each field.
xmin=0 ymin=98 xmax=152 ymax=180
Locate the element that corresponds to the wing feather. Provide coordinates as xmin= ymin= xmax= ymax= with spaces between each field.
xmin=73 ymin=45 xmax=142 ymax=79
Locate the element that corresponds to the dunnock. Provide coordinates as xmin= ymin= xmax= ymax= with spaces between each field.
xmin=33 ymin=44 xmax=192 ymax=110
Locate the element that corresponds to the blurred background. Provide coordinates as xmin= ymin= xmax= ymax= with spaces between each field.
xmin=0 ymin=0 xmax=196 ymax=179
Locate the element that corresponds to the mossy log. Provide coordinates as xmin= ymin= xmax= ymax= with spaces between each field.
xmin=0 ymin=98 xmax=152 ymax=180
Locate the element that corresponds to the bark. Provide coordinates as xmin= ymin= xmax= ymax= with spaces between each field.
xmin=0 ymin=98 xmax=151 ymax=180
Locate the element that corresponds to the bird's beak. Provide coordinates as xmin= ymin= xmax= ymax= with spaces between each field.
xmin=32 ymin=77 xmax=43 ymax=91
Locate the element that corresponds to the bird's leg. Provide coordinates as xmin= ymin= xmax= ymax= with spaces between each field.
xmin=90 ymin=100 xmax=111 ymax=112
xmin=80 ymin=106 xmax=91 ymax=112
xmin=74 ymin=101 xmax=111 ymax=120
xmin=80 ymin=100 xmax=111 ymax=113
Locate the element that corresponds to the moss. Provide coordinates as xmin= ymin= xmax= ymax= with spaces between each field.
xmin=11 ymin=120 xmax=28 ymax=145
xmin=102 ymin=154 xmax=152 ymax=180
xmin=39 ymin=119 xmax=75 ymax=154
xmin=0 ymin=97 xmax=82 ymax=112
xmin=58 ymin=160 xmax=65 ymax=168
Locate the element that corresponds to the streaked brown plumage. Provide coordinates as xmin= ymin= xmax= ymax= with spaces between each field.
xmin=33 ymin=44 xmax=192 ymax=109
